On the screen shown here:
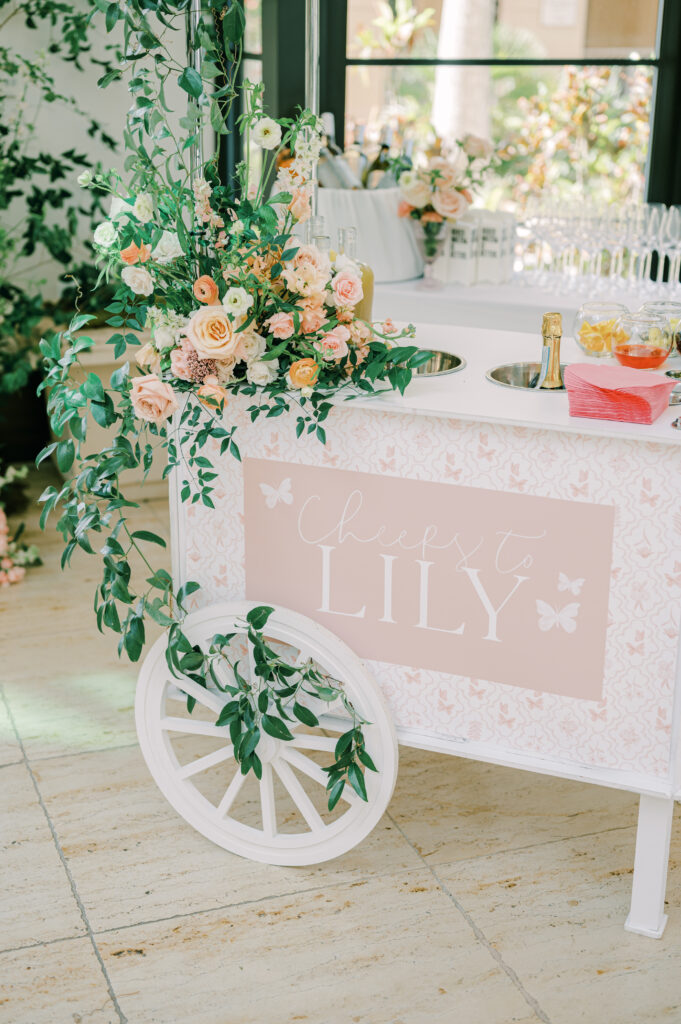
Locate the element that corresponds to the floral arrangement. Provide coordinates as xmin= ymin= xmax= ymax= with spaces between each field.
xmin=396 ymin=135 xmax=495 ymax=257
xmin=38 ymin=1 xmax=428 ymax=807
xmin=0 ymin=466 xmax=41 ymax=587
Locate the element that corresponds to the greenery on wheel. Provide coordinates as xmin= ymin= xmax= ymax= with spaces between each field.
xmin=169 ymin=605 xmax=377 ymax=807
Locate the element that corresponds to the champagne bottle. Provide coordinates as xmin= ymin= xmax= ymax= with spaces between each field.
xmin=363 ymin=127 xmax=393 ymax=189
xmin=342 ymin=226 xmax=374 ymax=323
xmin=318 ymin=112 xmax=363 ymax=189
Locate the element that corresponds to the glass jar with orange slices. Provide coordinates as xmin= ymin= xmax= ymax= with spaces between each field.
xmin=573 ymin=302 xmax=629 ymax=357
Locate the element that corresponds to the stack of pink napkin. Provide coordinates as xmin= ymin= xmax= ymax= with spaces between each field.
xmin=564 ymin=363 xmax=677 ymax=424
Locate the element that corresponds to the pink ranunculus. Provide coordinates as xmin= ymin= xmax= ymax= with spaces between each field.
xmin=397 ymin=199 xmax=414 ymax=218
xmin=319 ymin=324 xmax=350 ymax=361
xmin=267 ymin=311 xmax=295 ymax=340
xmin=130 ymin=374 xmax=179 ymax=425
xmin=332 ymin=269 xmax=363 ymax=308
xmin=431 ymin=186 xmax=469 ymax=221
xmin=301 ymin=296 xmax=327 ymax=334
xmin=170 ymin=339 xmax=195 ymax=382
xmin=7 ymin=566 xmax=25 ymax=584
xmin=1 ymin=557 xmax=12 ymax=570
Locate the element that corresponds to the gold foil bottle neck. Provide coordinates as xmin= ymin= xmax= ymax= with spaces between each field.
xmin=542 ymin=312 xmax=562 ymax=337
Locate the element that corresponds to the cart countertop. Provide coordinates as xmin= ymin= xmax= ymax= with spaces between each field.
xmin=351 ymin=322 xmax=681 ymax=447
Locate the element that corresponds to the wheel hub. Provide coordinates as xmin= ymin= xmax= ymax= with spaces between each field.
xmin=257 ymin=734 xmax=281 ymax=764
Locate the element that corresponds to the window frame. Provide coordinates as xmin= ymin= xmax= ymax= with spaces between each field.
xmin=258 ymin=0 xmax=681 ymax=206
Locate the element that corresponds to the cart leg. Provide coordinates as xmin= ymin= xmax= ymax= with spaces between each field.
xmin=624 ymin=794 xmax=675 ymax=938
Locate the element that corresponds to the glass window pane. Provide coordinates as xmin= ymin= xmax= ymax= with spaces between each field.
xmin=346 ymin=0 xmax=659 ymax=60
xmin=244 ymin=0 xmax=262 ymax=54
xmin=345 ymin=63 xmax=654 ymax=210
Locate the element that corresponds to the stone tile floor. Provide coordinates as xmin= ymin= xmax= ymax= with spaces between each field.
xmin=1 ymin=468 xmax=681 ymax=1024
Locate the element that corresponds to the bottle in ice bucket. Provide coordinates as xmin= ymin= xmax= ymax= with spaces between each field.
xmin=612 ymin=312 xmax=672 ymax=369
xmin=538 ymin=312 xmax=564 ymax=389
xmin=340 ymin=226 xmax=374 ymax=322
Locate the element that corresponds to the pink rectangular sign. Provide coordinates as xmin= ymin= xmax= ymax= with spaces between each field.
xmin=244 ymin=459 xmax=615 ymax=700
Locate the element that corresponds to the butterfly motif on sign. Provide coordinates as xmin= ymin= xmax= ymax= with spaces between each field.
xmin=259 ymin=478 xmax=293 ymax=509
xmin=557 ymin=572 xmax=585 ymax=596
xmin=536 ymin=599 xmax=580 ymax=633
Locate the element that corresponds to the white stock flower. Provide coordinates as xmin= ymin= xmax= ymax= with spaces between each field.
xmin=93 ymin=221 xmax=117 ymax=248
xmin=151 ymin=230 xmax=183 ymax=264
xmin=121 ymin=265 xmax=154 ymax=296
xmin=252 ymin=117 xmax=282 ymax=150
xmin=132 ymin=192 xmax=154 ymax=223
xmin=223 ymin=286 xmax=253 ymax=318
xmin=294 ymin=132 xmax=322 ymax=162
xmin=246 ymin=358 xmax=279 ymax=386
xmin=77 ymin=170 xmax=93 ymax=187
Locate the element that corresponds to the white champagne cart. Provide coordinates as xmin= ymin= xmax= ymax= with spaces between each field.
xmin=135 ymin=324 xmax=681 ymax=938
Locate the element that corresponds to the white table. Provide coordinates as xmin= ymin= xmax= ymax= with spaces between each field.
xmin=374 ymin=280 xmax=653 ymax=334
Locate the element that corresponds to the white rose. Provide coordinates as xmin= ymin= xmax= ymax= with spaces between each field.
xmin=153 ymin=325 xmax=176 ymax=351
xmin=239 ymin=330 xmax=267 ymax=362
xmin=246 ymin=358 xmax=279 ymax=386
xmin=332 ymin=252 xmax=360 ymax=275
xmin=151 ymin=230 xmax=183 ymax=264
xmin=135 ymin=342 xmax=161 ymax=374
xmin=462 ymin=134 xmax=493 ymax=159
xmin=121 ymin=265 xmax=154 ymax=296
xmin=399 ymin=171 xmax=431 ymax=209
xmin=93 ymin=221 xmax=117 ymax=248
xmin=252 ymin=117 xmax=282 ymax=150
xmin=133 ymin=192 xmax=154 ymax=223
xmin=109 ymin=196 xmax=130 ymax=220
xmin=223 ymin=286 xmax=253 ymax=318
xmin=77 ymin=170 xmax=93 ymax=187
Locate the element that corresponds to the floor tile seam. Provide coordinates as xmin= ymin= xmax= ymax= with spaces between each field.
xmin=386 ymin=811 xmax=553 ymax=1024
xmin=416 ymin=821 xmax=637 ymax=869
xmin=10 ymin=741 xmax=140 ymax=765
xmin=85 ymin=862 xmax=429 ymax=939
xmin=0 ymin=688 xmax=129 ymax=1024
xmin=0 ymin=931 xmax=86 ymax=957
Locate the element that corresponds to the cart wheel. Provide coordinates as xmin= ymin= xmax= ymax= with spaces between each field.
xmin=135 ymin=601 xmax=398 ymax=865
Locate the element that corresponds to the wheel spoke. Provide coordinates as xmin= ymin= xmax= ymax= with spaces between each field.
xmin=169 ymin=677 xmax=224 ymax=715
xmin=177 ymin=744 xmax=234 ymax=780
xmin=281 ymin=748 xmax=359 ymax=807
xmin=260 ymin=763 xmax=277 ymax=837
xmin=161 ymin=716 xmax=228 ymax=738
xmin=214 ymin=768 xmax=247 ymax=819
xmin=273 ymin=759 xmax=325 ymax=832
xmin=289 ymin=733 xmax=338 ymax=753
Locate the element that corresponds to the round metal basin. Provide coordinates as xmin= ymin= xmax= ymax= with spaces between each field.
xmin=413 ymin=350 xmax=466 ymax=376
xmin=486 ymin=361 xmax=567 ymax=392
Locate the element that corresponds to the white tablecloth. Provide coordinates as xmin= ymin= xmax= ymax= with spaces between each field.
xmin=374 ymin=280 xmax=651 ymax=335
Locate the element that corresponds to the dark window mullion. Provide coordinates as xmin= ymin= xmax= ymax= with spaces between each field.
xmin=345 ymin=57 xmax=659 ymax=68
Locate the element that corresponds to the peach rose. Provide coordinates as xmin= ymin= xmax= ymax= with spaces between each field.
xmin=120 ymin=241 xmax=151 ymax=265
xmin=135 ymin=342 xmax=161 ymax=374
xmin=431 ymin=186 xmax=468 ymax=220
xmin=281 ymin=260 xmax=328 ymax=298
xmin=332 ymin=269 xmax=363 ymax=308
xmin=7 ymin=566 xmax=25 ymax=584
xmin=182 ymin=306 xmax=239 ymax=360
xmin=319 ymin=325 xmax=350 ymax=361
xmin=267 ymin=312 xmax=295 ymax=340
xmin=462 ymin=133 xmax=493 ymax=159
xmin=130 ymin=374 xmax=179 ymax=424
xmin=193 ymin=275 xmax=220 ymax=305
xmin=293 ymin=244 xmax=331 ymax=279
xmin=197 ymin=374 xmax=228 ymax=411
xmin=301 ymin=296 xmax=327 ymax=334
xmin=398 ymin=200 xmax=414 ymax=218
xmin=288 ymin=357 xmax=320 ymax=390
xmin=288 ymin=188 xmax=311 ymax=223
